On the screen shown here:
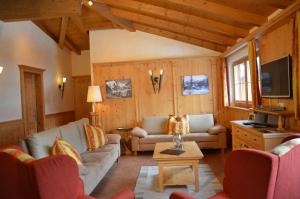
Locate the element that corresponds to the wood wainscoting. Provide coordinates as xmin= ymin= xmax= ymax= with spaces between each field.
xmin=0 ymin=110 xmax=75 ymax=146
xmin=93 ymin=56 xmax=222 ymax=132
xmin=0 ymin=120 xmax=25 ymax=146
xmin=45 ymin=111 xmax=75 ymax=130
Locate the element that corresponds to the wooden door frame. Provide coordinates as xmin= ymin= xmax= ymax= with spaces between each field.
xmin=19 ymin=65 xmax=46 ymax=135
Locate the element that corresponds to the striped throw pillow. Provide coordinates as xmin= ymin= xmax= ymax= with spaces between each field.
xmin=1 ymin=148 xmax=34 ymax=163
xmin=51 ymin=139 xmax=82 ymax=165
xmin=84 ymin=124 xmax=106 ymax=151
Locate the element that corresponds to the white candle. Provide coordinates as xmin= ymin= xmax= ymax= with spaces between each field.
xmin=148 ymin=70 xmax=153 ymax=76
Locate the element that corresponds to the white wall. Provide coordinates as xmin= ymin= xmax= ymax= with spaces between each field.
xmin=71 ymin=50 xmax=91 ymax=76
xmin=89 ymin=29 xmax=221 ymax=64
xmin=0 ymin=21 xmax=74 ymax=122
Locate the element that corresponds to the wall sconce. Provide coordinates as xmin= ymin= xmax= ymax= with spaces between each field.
xmin=148 ymin=69 xmax=164 ymax=94
xmin=88 ymin=0 xmax=93 ymax=6
xmin=58 ymin=77 xmax=67 ymax=97
xmin=0 ymin=66 xmax=3 ymax=74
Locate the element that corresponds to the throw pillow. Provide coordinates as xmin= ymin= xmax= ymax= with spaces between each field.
xmin=169 ymin=115 xmax=190 ymax=135
xmin=51 ymin=139 xmax=82 ymax=165
xmin=271 ymin=138 xmax=300 ymax=156
xmin=0 ymin=147 xmax=34 ymax=163
xmin=84 ymin=124 xmax=106 ymax=151
xmin=132 ymin=127 xmax=148 ymax=138
xmin=168 ymin=115 xmax=177 ymax=135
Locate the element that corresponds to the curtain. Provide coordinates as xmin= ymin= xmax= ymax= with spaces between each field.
xmin=222 ymin=57 xmax=230 ymax=107
xmin=293 ymin=12 xmax=300 ymax=120
xmin=248 ymin=40 xmax=261 ymax=108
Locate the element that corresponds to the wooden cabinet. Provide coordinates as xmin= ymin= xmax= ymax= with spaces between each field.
xmin=231 ymin=120 xmax=293 ymax=151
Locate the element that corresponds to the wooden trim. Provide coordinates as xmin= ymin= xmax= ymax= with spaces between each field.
xmin=19 ymin=65 xmax=46 ymax=136
xmin=72 ymin=75 xmax=91 ymax=78
xmin=45 ymin=110 xmax=75 ymax=117
xmin=223 ymin=1 xmax=300 ymax=57
xmin=226 ymin=106 xmax=251 ymax=112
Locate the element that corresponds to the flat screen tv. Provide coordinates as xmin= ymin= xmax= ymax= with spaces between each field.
xmin=261 ymin=55 xmax=292 ymax=98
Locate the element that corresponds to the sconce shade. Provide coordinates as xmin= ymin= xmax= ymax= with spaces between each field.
xmin=87 ymin=86 xmax=102 ymax=103
xmin=0 ymin=66 xmax=3 ymax=74
xmin=62 ymin=77 xmax=67 ymax=83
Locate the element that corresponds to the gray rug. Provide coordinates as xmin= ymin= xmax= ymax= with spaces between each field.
xmin=134 ymin=165 xmax=222 ymax=199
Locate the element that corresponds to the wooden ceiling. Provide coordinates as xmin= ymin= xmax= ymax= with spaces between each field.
xmin=0 ymin=0 xmax=296 ymax=54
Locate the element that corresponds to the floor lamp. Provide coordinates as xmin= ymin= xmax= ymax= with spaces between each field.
xmin=87 ymin=85 xmax=102 ymax=126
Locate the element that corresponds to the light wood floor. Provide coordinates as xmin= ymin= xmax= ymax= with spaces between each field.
xmin=91 ymin=149 xmax=227 ymax=199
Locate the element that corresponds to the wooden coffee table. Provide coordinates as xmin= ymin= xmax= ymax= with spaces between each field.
xmin=153 ymin=142 xmax=204 ymax=192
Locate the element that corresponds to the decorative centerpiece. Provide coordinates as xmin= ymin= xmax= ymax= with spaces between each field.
xmin=172 ymin=117 xmax=185 ymax=150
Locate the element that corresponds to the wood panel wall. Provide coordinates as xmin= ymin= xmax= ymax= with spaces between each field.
xmin=0 ymin=111 xmax=75 ymax=146
xmin=93 ymin=56 xmax=222 ymax=132
xmin=223 ymin=17 xmax=300 ymax=130
xmin=73 ymin=76 xmax=91 ymax=120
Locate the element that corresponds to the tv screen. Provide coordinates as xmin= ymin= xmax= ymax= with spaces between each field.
xmin=261 ymin=55 xmax=292 ymax=98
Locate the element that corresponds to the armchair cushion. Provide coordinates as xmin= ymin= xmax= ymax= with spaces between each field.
xmin=132 ymin=127 xmax=148 ymax=138
xmin=208 ymin=125 xmax=226 ymax=135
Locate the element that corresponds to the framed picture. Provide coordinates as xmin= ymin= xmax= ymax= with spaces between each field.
xmin=182 ymin=75 xmax=209 ymax=96
xmin=105 ymin=79 xmax=132 ymax=99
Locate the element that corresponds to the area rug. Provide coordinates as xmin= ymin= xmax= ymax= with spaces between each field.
xmin=134 ymin=165 xmax=222 ymax=199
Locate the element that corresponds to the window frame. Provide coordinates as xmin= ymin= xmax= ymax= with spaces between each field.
xmin=232 ymin=57 xmax=252 ymax=108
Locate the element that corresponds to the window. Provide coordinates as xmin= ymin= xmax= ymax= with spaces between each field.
xmin=232 ymin=58 xmax=252 ymax=107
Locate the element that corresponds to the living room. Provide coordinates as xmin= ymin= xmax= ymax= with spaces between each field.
xmin=1 ymin=1 xmax=300 ymax=199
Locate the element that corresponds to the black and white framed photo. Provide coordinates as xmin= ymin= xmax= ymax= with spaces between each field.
xmin=182 ymin=75 xmax=209 ymax=96
xmin=105 ymin=79 xmax=132 ymax=99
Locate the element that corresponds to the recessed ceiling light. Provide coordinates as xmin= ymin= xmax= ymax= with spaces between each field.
xmin=88 ymin=0 xmax=93 ymax=6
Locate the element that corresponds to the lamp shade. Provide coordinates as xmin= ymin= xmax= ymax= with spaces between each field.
xmin=87 ymin=85 xmax=102 ymax=103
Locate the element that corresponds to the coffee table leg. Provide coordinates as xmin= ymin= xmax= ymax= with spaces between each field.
xmin=158 ymin=164 xmax=164 ymax=192
xmin=193 ymin=162 xmax=199 ymax=192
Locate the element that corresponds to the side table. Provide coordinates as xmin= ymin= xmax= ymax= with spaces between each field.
xmin=110 ymin=127 xmax=133 ymax=155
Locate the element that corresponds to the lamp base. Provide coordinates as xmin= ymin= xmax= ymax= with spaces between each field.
xmin=90 ymin=112 xmax=100 ymax=126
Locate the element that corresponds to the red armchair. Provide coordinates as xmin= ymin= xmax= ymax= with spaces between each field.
xmin=0 ymin=146 xmax=95 ymax=199
xmin=209 ymin=134 xmax=300 ymax=199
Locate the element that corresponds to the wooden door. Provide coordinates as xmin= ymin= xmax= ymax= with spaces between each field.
xmin=19 ymin=65 xmax=45 ymax=136
xmin=73 ymin=76 xmax=91 ymax=120
xmin=24 ymin=72 xmax=38 ymax=133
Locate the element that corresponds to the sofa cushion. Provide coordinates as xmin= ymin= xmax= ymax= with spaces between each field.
xmin=142 ymin=116 xmax=168 ymax=134
xmin=59 ymin=122 xmax=86 ymax=154
xmin=189 ymin=114 xmax=214 ymax=133
xmin=27 ymin=128 xmax=61 ymax=159
xmin=73 ymin=118 xmax=89 ymax=152
xmin=139 ymin=133 xmax=217 ymax=144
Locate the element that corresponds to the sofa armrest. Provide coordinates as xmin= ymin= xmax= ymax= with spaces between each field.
xmin=131 ymin=136 xmax=140 ymax=152
xmin=208 ymin=124 xmax=226 ymax=135
xmin=106 ymin=134 xmax=121 ymax=144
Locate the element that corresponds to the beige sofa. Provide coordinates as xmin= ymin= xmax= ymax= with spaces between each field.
xmin=19 ymin=118 xmax=121 ymax=194
xmin=131 ymin=114 xmax=226 ymax=153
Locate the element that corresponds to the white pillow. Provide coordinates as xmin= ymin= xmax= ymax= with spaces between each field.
xmin=132 ymin=127 xmax=148 ymax=138
xmin=271 ymin=138 xmax=300 ymax=156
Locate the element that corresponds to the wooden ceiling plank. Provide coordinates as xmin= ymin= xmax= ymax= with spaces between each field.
xmin=84 ymin=1 xmax=136 ymax=32
xmin=111 ymin=8 xmax=236 ymax=46
xmin=134 ymin=23 xmax=226 ymax=52
xmin=70 ymin=15 xmax=88 ymax=34
xmin=33 ymin=20 xmax=81 ymax=55
xmin=223 ymin=1 xmax=300 ymax=57
xmin=97 ymin=0 xmax=248 ymax=38
xmin=165 ymin=0 xmax=266 ymax=26
xmin=255 ymin=0 xmax=295 ymax=9
xmin=84 ymin=21 xmax=116 ymax=30
xmin=59 ymin=17 xmax=69 ymax=48
xmin=0 ymin=0 xmax=81 ymax=21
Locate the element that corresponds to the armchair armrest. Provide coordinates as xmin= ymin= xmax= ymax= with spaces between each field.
xmin=31 ymin=155 xmax=85 ymax=199
xmin=106 ymin=134 xmax=121 ymax=144
xmin=223 ymin=149 xmax=278 ymax=199
xmin=208 ymin=124 xmax=226 ymax=135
